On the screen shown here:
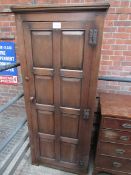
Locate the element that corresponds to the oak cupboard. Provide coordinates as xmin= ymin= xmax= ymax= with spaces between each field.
xmin=12 ymin=3 xmax=109 ymax=174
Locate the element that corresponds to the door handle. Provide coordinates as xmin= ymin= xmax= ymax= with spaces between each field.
xmin=30 ymin=97 xmax=35 ymax=103
xmin=25 ymin=76 xmax=29 ymax=81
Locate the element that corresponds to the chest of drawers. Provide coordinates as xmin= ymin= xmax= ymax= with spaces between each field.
xmin=93 ymin=93 xmax=131 ymax=175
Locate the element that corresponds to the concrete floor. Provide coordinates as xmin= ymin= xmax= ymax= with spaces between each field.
xmin=0 ymin=106 xmax=26 ymax=147
xmin=14 ymin=149 xmax=93 ymax=175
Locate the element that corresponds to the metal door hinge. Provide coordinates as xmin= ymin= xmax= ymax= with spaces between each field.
xmin=83 ymin=109 xmax=90 ymax=120
xmin=89 ymin=29 xmax=98 ymax=46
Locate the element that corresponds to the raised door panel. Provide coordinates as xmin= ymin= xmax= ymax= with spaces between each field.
xmin=61 ymin=113 xmax=79 ymax=138
xmin=60 ymin=141 xmax=78 ymax=163
xmin=32 ymin=31 xmax=53 ymax=68
xmin=35 ymin=76 xmax=54 ymax=105
xmin=61 ymin=31 xmax=84 ymax=69
xmin=61 ymin=78 xmax=81 ymax=108
xmin=39 ymin=136 xmax=55 ymax=159
xmin=37 ymin=110 xmax=55 ymax=135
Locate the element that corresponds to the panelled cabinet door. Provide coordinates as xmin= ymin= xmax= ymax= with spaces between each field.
xmin=13 ymin=4 xmax=109 ymax=174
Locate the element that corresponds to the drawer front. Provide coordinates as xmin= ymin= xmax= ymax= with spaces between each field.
xmin=103 ymin=118 xmax=131 ymax=131
xmin=99 ymin=142 xmax=131 ymax=159
xmin=94 ymin=167 xmax=130 ymax=175
xmin=96 ymin=155 xmax=131 ymax=173
xmin=101 ymin=129 xmax=131 ymax=145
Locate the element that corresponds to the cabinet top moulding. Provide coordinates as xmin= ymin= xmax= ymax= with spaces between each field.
xmin=11 ymin=2 xmax=110 ymax=13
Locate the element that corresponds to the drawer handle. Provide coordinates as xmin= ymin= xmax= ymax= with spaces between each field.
xmin=115 ymin=149 xmax=125 ymax=155
xmin=120 ymin=136 xmax=129 ymax=141
xmin=122 ymin=123 xmax=131 ymax=129
xmin=113 ymin=162 xmax=122 ymax=168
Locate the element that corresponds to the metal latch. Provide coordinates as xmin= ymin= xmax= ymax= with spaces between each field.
xmin=83 ymin=109 xmax=90 ymax=120
xmin=89 ymin=29 xmax=98 ymax=46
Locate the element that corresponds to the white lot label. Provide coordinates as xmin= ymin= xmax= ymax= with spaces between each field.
xmin=53 ymin=22 xmax=61 ymax=29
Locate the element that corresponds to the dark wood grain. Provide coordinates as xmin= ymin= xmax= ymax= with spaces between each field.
xmin=94 ymin=167 xmax=131 ymax=175
xmin=103 ymin=117 xmax=131 ymax=131
xmin=101 ymin=129 xmax=131 ymax=145
xmin=94 ymin=93 xmax=131 ymax=175
xmin=100 ymin=93 xmax=131 ymax=119
xmin=11 ymin=3 xmax=110 ymax=12
xmin=96 ymin=155 xmax=131 ymax=173
xmin=99 ymin=142 xmax=131 ymax=159
xmin=53 ymin=30 xmax=61 ymax=161
xmin=14 ymin=5 xmax=108 ymax=174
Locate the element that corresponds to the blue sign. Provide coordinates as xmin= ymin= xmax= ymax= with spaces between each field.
xmin=0 ymin=42 xmax=17 ymax=76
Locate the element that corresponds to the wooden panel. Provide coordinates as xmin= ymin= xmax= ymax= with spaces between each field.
xmin=21 ymin=12 xmax=97 ymax=22
xmin=61 ymin=31 xmax=84 ymax=69
xmin=39 ymin=133 xmax=55 ymax=139
xmin=61 ymin=78 xmax=81 ymax=108
xmin=94 ymin=167 xmax=130 ymax=175
xmin=60 ymin=107 xmax=80 ymax=115
xmin=103 ymin=118 xmax=131 ymax=131
xmin=100 ymin=93 xmax=131 ymax=119
xmin=99 ymin=142 xmax=131 ymax=159
xmin=96 ymin=155 xmax=131 ymax=173
xmin=35 ymin=76 xmax=53 ymax=105
xmin=37 ymin=110 xmax=54 ymax=134
xmin=62 ymin=22 xmax=87 ymax=30
xmin=39 ymin=136 xmax=55 ymax=159
xmin=60 ymin=69 xmax=83 ymax=79
xmin=28 ymin=21 xmax=87 ymax=30
xmin=39 ymin=157 xmax=79 ymax=174
xmin=101 ymin=129 xmax=131 ymax=145
xmin=60 ymin=137 xmax=78 ymax=144
xmin=36 ymin=104 xmax=55 ymax=112
xmin=32 ymin=31 xmax=53 ymax=68
xmin=12 ymin=4 xmax=110 ymax=13
xmin=60 ymin=141 xmax=78 ymax=163
xmin=30 ymin=22 xmax=52 ymax=30
xmin=33 ymin=67 xmax=54 ymax=76
xmin=61 ymin=114 xmax=79 ymax=138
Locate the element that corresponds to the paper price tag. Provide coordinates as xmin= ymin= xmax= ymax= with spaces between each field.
xmin=53 ymin=22 xmax=61 ymax=29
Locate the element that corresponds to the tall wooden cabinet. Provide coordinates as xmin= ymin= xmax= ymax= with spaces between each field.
xmin=12 ymin=3 xmax=109 ymax=174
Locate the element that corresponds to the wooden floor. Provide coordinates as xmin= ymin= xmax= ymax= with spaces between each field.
xmin=14 ymin=149 xmax=93 ymax=175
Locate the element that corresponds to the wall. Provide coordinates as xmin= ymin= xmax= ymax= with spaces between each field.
xmin=0 ymin=0 xmax=131 ymax=107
